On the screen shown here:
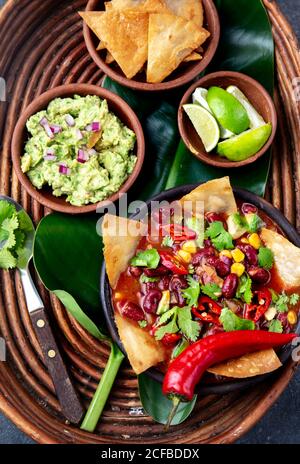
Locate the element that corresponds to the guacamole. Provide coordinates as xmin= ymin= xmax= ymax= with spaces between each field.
xmin=21 ymin=95 xmax=137 ymax=206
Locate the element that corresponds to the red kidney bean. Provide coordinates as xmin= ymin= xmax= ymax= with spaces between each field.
xmin=144 ymin=282 xmax=159 ymax=292
xmin=144 ymin=265 xmax=169 ymax=277
xmin=216 ymin=259 xmax=231 ymax=278
xmin=158 ymin=275 xmax=171 ymax=291
xmin=222 ymin=273 xmax=239 ymax=299
xmin=192 ymin=247 xmax=215 ymax=266
xmin=238 ymin=243 xmax=258 ymax=266
xmin=241 ymin=203 xmax=258 ymax=215
xmin=206 ymin=255 xmax=219 ymax=268
xmin=143 ymin=289 xmax=162 ymax=314
xmin=169 ymin=275 xmax=188 ymax=307
xmin=248 ymin=267 xmax=271 ymax=285
xmin=119 ymin=301 xmax=145 ymax=321
xmin=128 ymin=266 xmax=143 ymax=278
xmin=205 ymin=212 xmax=224 ymax=223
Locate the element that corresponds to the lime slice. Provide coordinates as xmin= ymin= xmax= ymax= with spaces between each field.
xmin=226 ymin=85 xmax=266 ymax=129
xmin=217 ymin=123 xmax=272 ymax=161
xmin=192 ymin=88 xmax=234 ymax=139
xmin=183 ymin=103 xmax=220 ymax=153
xmin=207 ymin=86 xmax=250 ymax=135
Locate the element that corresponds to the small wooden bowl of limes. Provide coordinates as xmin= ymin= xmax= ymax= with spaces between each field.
xmin=178 ymin=71 xmax=277 ymax=168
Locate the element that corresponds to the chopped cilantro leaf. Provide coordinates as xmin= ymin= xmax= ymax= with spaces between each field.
xmin=2 ymin=216 xmax=19 ymax=233
xmin=275 ymin=293 xmax=289 ymax=313
xmin=155 ymin=318 xmax=179 ymax=341
xmin=258 ymin=247 xmax=274 ymax=270
xmin=182 ymin=276 xmax=200 ymax=307
xmin=220 ymin=308 xmax=255 ymax=332
xmin=232 ymin=212 xmax=247 ymax=229
xmin=130 ymin=248 xmax=160 ymax=269
xmin=245 ymin=213 xmax=264 ymax=233
xmin=162 ymin=235 xmax=174 ymax=248
xmin=177 ymin=306 xmax=200 ymax=342
xmin=269 ymin=319 xmax=283 ymax=333
xmin=290 ymin=294 xmax=300 ymax=306
xmin=158 ymin=307 xmax=178 ymax=325
xmin=236 ymin=274 xmax=253 ymax=304
xmin=201 ymin=282 xmax=222 ymax=301
xmin=0 ymin=249 xmax=17 ymax=269
xmin=140 ymin=274 xmax=159 ymax=284
xmin=138 ymin=320 xmax=148 ymax=328
xmin=0 ymin=201 xmax=15 ymax=224
xmin=270 ymin=289 xmax=279 ymax=303
xmin=205 ymin=221 xmax=233 ymax=251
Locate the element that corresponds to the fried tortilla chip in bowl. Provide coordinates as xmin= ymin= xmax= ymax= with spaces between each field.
xmin=101 ymin=177 xmax=300 ymax=394
xmin=81 ymin=0 xmax=220 ymax=91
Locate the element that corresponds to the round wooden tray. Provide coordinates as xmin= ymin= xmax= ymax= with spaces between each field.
xmin=0 ymin=0 xmax=299 ymax=444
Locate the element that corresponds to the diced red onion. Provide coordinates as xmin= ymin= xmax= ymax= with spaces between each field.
xmin=85 ymin=124 xmax=92 ymax=132
xmin=91 ymin=122 xmax=101 ymax=132
xmin=77 ymin=149 xmax=89 ymax=164
xmin=65 ymin=114 xmax=75 ymax=127
xmin=87 ymin=148 xmax=97 ymax=156
xmin=58 ymin=163 xmax=71 ymax=175
xmin=40 ymin=117 xmax=54 ymax=139
xmin=50 ymin=124 xmax=62 ymax=134
xmin=76 ymin=129 xmax=83 ymax=140
xmin=43 ymin=151 xmax=57 ymax=161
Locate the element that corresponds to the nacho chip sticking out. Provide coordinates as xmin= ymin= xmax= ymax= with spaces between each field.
xmin=184 ymin=51 xmax=202 ymax=62
xmin=208 ymin=349 xmax=282 ymax=378
xmin=147 ymin=13 xmax=210 ymax=83
xmin=164 ymin=0 xmax=204 ymax=26
xmin=105 ymin=51 xmax=115 ymax=64
xmin=79 ymin=10 xmax=149 ymax=79
xmin=115 ymin=313 xmax=166 ymax=374
xmin=102 ymin=214 xmax=147 ymax=289
xmin=179 ymin=176 xmax=237 ymax=215
xmin=111 ymin=0 xmax=169 ymax=13
xmin=261 ymin=228 xmax=300 ymax=289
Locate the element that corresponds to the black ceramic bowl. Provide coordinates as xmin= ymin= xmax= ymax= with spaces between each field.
xmin=101 ymin=184 xmax=300 ymax=395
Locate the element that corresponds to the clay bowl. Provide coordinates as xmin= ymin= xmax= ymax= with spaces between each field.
xmin=101 ymin=183 xmax=300 ymax=395
xmin=11 ymin=84 xmax=145 ymax=214
xmin=82 ymin=0 xmax=220 ymax=92
xmin=178 ymin=71 xmax=278 ymax=168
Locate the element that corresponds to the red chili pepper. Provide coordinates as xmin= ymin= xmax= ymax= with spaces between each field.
xmin=161 ymin=333 xmax=182 ymax=346
xmin=159 ymin=251 xmax=188 ymax=275
xmin=245 ymin=288 xmax=272 ymax=322
xmin=160 ymin=224 xmax=197 ymax=242
xmin=163 ymin=331 xmax=296 ymax=403
xmin=192 ymin=296 xmax=222 ymax=325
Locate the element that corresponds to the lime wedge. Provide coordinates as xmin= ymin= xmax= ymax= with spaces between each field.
xmin=183 ymin=103 xmax=220 ymax=153
xmin=217 ymin=123 xmax=272 ymax=161
xmin=207 ymin=86 xmax=250 ymax=135
xmin=192 ymin=88 xmax=234 ymax=139
xmin=226 ymin=85 xmax=266 ymax=129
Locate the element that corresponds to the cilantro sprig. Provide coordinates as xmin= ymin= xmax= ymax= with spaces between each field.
xmin=201 ymin=282 xmax=222 ymax=301
xmin=220 ymin=308 xmax=255 ymax=332
xmin=270 ymin=290 xmax=300 ymax=313
xmin=0 ymin=201 xmax=32 ymax=270
xmin=130 ymin=248 xmax=160 ymax=269
xmin=182 ymin=276 xmax=200 ymax=307
xmin=161 ymin=235 xmax=174 ymax=248
xmin=155 ymin=306 xmax=200 ymax=342
xmin=236 ymin=274 xmax=253 ymax=304
xmin=204 ymin=221 xmax=233 ymax=251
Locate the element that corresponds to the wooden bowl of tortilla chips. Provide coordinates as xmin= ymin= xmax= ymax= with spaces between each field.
xmin=100 ymin=178 xmax=300 ymax=394
xmin=81 ymin=0 xmax=220 ymax=91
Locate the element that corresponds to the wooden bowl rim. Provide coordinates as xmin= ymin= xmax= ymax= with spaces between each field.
xmin=82 ymin=0 xmax=221 ymax=92
xmin=100 ymin=183 xmax=300 ymax=394
xmin=11 ymin=83 xmax=145 ymax=214
xmin=178 ymin=70 xmax=278 ymax=168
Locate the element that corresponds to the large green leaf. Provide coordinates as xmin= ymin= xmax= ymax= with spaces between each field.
xmin=138 ymin=375 xmax=197 ymax=426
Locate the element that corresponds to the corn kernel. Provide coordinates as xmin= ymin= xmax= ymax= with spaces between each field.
xmin=231 ymin=263 xmax=245 ymax=277
xmin=248 ymin=233 xmax=261 ymax=250
xmin=220 ymin=250 xmax=232 ymax=259
xmin=114 ymin=292 xmax=123 ymax=300
xmin=240 ymin=237 xmax=249 ymax=244
xmin=287 ymin=310 xmax=297 ymax=325
xmin=182 ymin=240 xmax=197 ymax=254
xmin=177 ymin=250 xmax=192 ymax=263
xmin=231 ymin=248 xmax=245 ymax=263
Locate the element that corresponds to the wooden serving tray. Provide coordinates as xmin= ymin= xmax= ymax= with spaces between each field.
xmin=0 ymin=0 xmax=299 ymax=444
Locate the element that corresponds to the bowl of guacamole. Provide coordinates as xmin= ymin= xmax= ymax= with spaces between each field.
xmin=12 ymin=84 xmax=145 ymax=213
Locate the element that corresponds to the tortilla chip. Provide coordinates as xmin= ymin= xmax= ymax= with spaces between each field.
xmin=80 ymin=10 xmax=148 ymax=79
xmin=184 ymin=51 xmax=202 ymax=62
xmin=97 ymin=41 xmax=106 ymax=51
xmin=164 ymin=0 xmax=204 ymax=26
xmin=147 ymin=13 xmax=210 ymax=83
xmin=111 ymin=0 xmax=169 ymax=13
xmin=115 ymin=313 xmax=166 ymax=374
xmin=208 ymin=349 xmax=282 ymax=378
xmin=102 ymin=214 xmax=147 ymax=289
xmin=87 ymin=131 xmax=102 ymax=149
xmin=179 ymin=177 xmax=237 ymax=215
xmin=105 ymin=51 xmax=115 ymax=64
xmin=261 ymin=228 xmax=300 ymax=289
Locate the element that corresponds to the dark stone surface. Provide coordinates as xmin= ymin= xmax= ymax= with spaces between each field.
xmin=0 ymin=0 xmax=299 ymax=445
